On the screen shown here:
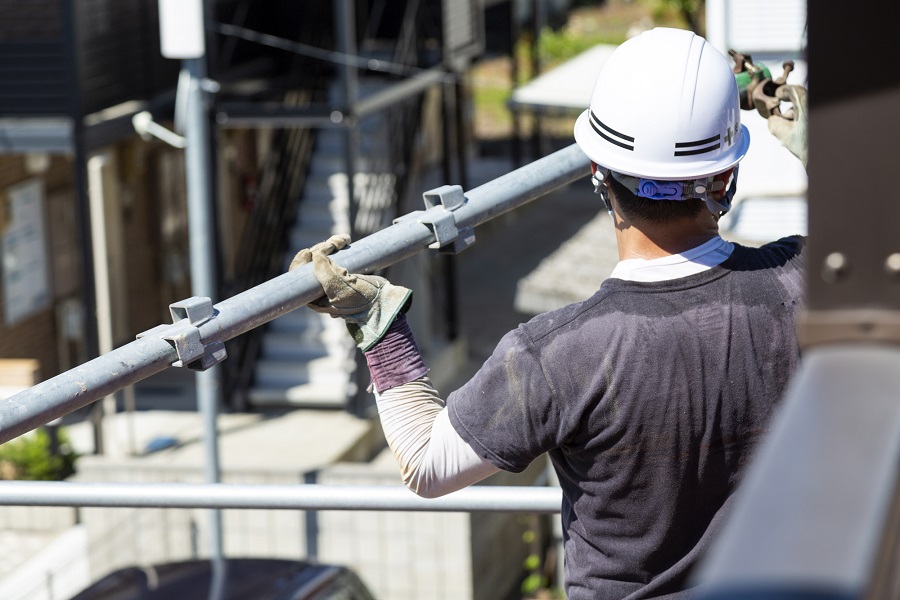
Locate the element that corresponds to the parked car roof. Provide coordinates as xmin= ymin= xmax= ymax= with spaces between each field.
xmin=69 ymin=558 xmax=377 ymax=600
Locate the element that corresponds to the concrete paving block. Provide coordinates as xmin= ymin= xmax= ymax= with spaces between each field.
xmin=247 ymin=383 xmax=348 ymax=407
xmin=514 ymin=210 xmax=618 ymax=315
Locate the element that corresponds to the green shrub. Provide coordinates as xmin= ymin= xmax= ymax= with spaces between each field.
xmin=0 ymin=427 xmax=78 ymax=481
xmin=538 ymin=27 xmax=627 ymax=65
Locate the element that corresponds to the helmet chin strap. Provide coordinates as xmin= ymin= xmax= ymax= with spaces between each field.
xmin=591 ymin=171 xmax=615 ymax=217
xmin=593 ymin=168 xmax=740 ymax=217
xmin=703 ymin=167 xmax=739 ymax=216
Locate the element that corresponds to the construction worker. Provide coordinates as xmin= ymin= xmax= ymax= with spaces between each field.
xmin=292 ymin=28 xmax=808 ymax=600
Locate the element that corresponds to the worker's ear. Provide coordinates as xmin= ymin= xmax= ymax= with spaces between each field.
xmin=714 ymin=168 xmax=734 ymax=185
xmin=710 ymin=168 xmax=735 ymax=200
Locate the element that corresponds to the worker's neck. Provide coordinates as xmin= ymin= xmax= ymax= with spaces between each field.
xmin=613 ymin=212 xmax=720 ymax=261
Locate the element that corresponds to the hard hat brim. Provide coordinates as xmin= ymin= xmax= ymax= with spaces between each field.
xmin=574 ymin=109 xmax=751 ymax=180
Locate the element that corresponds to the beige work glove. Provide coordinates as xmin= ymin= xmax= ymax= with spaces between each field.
xmin=289 ymin=234 xmax=413 ymax=352
xmin=767 ymin=84 xmax=808 ymax=169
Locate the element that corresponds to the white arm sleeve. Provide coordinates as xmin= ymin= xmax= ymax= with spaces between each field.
xmin=375 ymin=377 xmax=499 ymax=498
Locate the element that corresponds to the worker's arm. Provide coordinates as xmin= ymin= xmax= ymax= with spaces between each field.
xmin=365 ymin=314 xmax=499 ymax=497
xmin=375 ymin=376 xmax=500 ymax=498
xmin=290 ymin=236 xmax=499 ymax=497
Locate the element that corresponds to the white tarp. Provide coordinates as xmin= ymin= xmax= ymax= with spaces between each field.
xmin=509 ymin=44 xmax=617 ymax=112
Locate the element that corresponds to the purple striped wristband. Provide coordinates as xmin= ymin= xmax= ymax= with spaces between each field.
xmin=363 ymin=313 xmax=428 ymax=392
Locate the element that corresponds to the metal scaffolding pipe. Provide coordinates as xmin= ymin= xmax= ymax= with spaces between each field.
xmin=355 ymin=68 xmax=448 ymax=117
xmin=0 ymin=143 xmax=590 ymax=444
xmin=0 ymin=482 xmax=563 ymax=513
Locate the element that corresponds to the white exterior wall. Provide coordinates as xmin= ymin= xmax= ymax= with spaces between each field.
xmin=707 ymin=0 xmax=809 ymax=244
xmin=706 ymin=0 xmax=807 ymax=56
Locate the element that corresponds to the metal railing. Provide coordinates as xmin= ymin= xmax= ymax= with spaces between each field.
xmin=0 ymin=482 xmax=562 ymax=513
xmin=0 ymin=142 xmax=589 ymax=448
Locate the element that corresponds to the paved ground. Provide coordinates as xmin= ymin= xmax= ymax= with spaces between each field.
xmin=454 ymin=145 xmax=614 ymax=363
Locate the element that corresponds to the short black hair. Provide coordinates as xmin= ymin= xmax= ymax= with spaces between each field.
xmin=607 ymin=173 xmax=704 ymax=224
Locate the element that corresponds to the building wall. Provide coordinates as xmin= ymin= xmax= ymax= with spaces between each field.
xmin=117 ymin=141 xmax=170 ymax=336
xmin=0 ymin=126 xmax=275 ymax=384
xmin=0 ymin=155 xmax=82 ymax=378
xmin=112 ymin=139 xmax=190 ymax=336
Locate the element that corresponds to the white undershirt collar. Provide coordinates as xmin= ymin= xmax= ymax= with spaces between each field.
xmin=609 ymin=235 xmax=735 ymax=283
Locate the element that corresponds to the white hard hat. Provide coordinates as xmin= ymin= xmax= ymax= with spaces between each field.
xmin=574 ymin=28 xmax=750 ymax=180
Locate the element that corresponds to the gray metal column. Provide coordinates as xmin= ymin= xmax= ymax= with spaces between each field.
xmin=335 ymin=0 xmax=359 ymax=238
xmin=530 ymin=0 xmax=545 ymax=160
xmin=697 ymin=2 xmax=900 ymax=598
xmin=184 ymin=53 xmax=226 ymax=600
xmin=61 ymin=0 xmax=103 ymax=454
xmin=335 ymin=0 xmax=368 ymax=414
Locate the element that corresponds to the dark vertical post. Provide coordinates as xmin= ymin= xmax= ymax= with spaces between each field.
xmin=802 ymin=4 xmax=900 ymax=321
xmin=697 ymin=2 xmax=900 ymax=597
xmin=438 ymin=81 xmax=460 ymax=341
xmin=454 ymin=80 xmax=469 ymax=191
xmin=335 ymin=0 xmax=369 ymax=416
xmin=529 ymin=0 xmax=544 ymax=160
xmin=60 ymin=0 xmax=102 ymax=454
xmin=336 ymin=0 xmax=359 ymax=241
xmin=441 ymin=81 xmax=454 ymax=184
xmin=445 ymin=74 xmax=471 ymax=341
xmin=510 ymin=0 xmax=523 ymax=168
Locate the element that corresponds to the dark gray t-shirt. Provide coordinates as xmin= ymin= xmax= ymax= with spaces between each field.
xmin=448 ymin=237 xmax=806 ymax=600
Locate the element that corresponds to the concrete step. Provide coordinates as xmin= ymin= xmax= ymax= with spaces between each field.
xmin=314 ymin=131 xmax=379 ymax=155
xmin=303 ymin=176 xmax=334 ymax=198
xmin=260 ymin=328 xmax=351 ymax=362
xmin=303 ymin=173 xmax=369 ymax=203
xmin=309 ymin=156 xmax=374 ymax=179
xmin=248 ymin=76 xmax=397 ymax=408
xmin=266 ymin=309 xmax=341 ymax=334
xmin=287 ymin=229 xmax=350 ymax=256
xmin=248 ymin=381 xmax=348 ymax=407
xmin=296 ymin=201 xmax=351 ymax=228
xmin=309 ymin=153 xmax=347 ymax=174
xmin=294 ymin=210 xmax=351 ymax=234
xmin=254 ymin=355 xmax=353 ymax=389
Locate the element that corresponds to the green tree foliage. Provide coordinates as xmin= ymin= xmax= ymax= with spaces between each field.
xmin=645 ymin=0 xmax=706 ymax=36
xmin=537 ymin=25 xmax=628 ymax=65
xmin=0 ymin=427 xmax=78 ymax=481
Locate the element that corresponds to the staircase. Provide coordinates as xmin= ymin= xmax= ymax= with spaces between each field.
xmin=236 ymin=0 xmax=434 ymax=409
xmin=248 ymin=81 xmax=400 ymax=407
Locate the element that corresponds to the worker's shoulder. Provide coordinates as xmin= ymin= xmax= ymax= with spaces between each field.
xmin=761 ymin=234 xmax=806 ymax=253
xmin=730 ymin=235 xmax=806 ymax=270
xmin=518 ymin=286 xmax=621 ymax=344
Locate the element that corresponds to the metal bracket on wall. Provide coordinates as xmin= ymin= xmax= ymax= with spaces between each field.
xmin=137 ymin=296 xmax=227 ymax=371
xmin=798 ymin=309 xmax=900 ymax=348
xmin=394 ymin=184 xmax=476 ymax=254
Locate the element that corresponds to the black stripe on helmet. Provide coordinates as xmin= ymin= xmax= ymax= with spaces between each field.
xmin=674 ymin=143 xmax=721 ymax=157
xmin=675 ymin=134 xmax=721 ymax=148
xmin=589 ymin=111 xmax=634 ymax=151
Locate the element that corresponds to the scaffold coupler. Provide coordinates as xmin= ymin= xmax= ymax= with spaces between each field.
xmin=395 ymin=184 xmax=476 ymax=254
xmin=137 ymin=296 xmax=227 ymax=371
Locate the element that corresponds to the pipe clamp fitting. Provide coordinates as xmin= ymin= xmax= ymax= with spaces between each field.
xmin=137 ymin=296 xmax=227 ymax=371
xmin=402 ymin=185 xmax=476 ymax=254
